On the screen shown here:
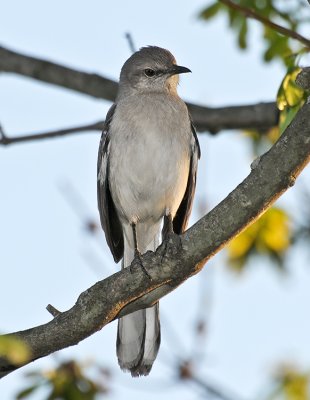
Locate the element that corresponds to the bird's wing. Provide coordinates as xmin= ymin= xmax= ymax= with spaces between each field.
xmin=172 ymin=116 xmax=201 ymax=234
xmin=97 ymin=104 xmax=124 ymax=262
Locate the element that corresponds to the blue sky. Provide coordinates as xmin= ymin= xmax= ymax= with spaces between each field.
xmin=1 ymin=1 xmax=310 ymax=399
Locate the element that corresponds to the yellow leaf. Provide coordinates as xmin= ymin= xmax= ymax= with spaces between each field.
xmin=0 ymin=335 xmax=31 ymax=365
xmin=262 ymin=208 xmax=290 ymax=252
xmin=280 ymin=367 xmax=310 ymax=400
xmin=227 ymin=207 xmax=290 ymax=269
xmin=227 ymin=223 xmax=257 ymax=259
xmin=277 ymin=67 xmax=305 ymax=111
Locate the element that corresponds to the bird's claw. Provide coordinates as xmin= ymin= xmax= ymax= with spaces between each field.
xmin=131 ymin=249 xmax=153 ymax=280
xmin=160 ymin=231 xmax=182 ymax=264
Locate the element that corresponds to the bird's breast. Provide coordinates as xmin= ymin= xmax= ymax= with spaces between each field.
xmin=108 ymin=94 xmax=191 ymax=223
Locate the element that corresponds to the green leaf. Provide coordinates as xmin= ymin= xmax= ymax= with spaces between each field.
xmin=16 ymin=385 xmax=38 ymax=399
xmin=238 ymin=18 xmax=248 ymax=49
xmin=200 ymin=2 xmax=221 ymax=20
xmin=16 ymin=360 xmax=110 ymax=400
xmin=279 ymin=105 xmax=300 ymax=134
xmin=198 ymin=2 xmax=307 ymax=66
xmin=227 ymin=7 xmax=241 ymax=28
xmin=263 ymin=33 xmax=291 ymax=64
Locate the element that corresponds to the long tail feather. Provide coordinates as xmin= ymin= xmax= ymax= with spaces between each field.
xmin=117 ymin=229 xmax=161 ymax=376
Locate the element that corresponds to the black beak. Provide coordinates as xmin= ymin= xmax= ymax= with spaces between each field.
xmin=168 ymin=65 xmax=192 ymax=76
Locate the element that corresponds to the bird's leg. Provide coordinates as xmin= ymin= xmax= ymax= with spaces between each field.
xmin=160 ymin=214 xmax=182 ymax=263
xmin=131 ymin=223 xmax=152 ymax=280
xmin=162 ymin=213 xmax=177 ymax=242
xmin=164 ymin=213 xmax=174 ymax=238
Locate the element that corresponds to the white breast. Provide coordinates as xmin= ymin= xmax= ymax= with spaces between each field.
xmin=108 ymin=92 xmax=191 ymax=225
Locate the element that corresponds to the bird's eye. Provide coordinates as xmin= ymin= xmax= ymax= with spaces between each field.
xmin=144 ymin=68 xmax=156 ymax=77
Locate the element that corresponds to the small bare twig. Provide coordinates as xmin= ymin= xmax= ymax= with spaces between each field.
xmin=58 ymin=181 xmax=113 ymax=273
xmin=58 ymin=181 xmax=97 ymax=223
xmin=46 ymin=304 xmax=61 ymax=317
xmin=0 ymin=125 xmax=8 ymax=144
xmin=188 ymin=372 xmax=245 ymax=400
xmin=125 ymin=32 xmax=137 ymax=53
xmin=0 ymin=120 xmax=104 ymax=146
xmin=219 ymin=0 xmax=310 ymax=48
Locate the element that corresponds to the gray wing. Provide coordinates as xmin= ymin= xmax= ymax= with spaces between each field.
xmin=172 ymin=117 xmax=200 ymax=234
xmin=97 ymin=104 xmax=124 ymax=262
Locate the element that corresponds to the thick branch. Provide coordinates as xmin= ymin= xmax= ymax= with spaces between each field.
xmin=0 ymin=45 xmax=279 ymax=135
xmin=0 ymin=97 xmax=309 ymax=378
xmin=186 ymin=101 xmax=278 ymax=133
xmin=296 ymin=66 xmax=310 ymax=90
xmin=219 ymin=0 xmax=310 ymax=48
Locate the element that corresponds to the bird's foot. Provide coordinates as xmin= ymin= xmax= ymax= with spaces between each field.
xmin=159 ymin=231 xmax=183 ymax=265
xmin=131 ymin=249 xmax=152 ymax=280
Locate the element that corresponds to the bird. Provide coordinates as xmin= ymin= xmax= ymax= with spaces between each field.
xmin=97 ymin=46 xmax=200 ymax=377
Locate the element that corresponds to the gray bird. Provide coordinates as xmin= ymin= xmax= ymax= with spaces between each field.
xmin=97 ymin=46 xmax=200 ymax=377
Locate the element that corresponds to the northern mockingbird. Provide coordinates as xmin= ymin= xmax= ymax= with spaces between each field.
xmin=97 ymin=46 xmax=200 ymax=377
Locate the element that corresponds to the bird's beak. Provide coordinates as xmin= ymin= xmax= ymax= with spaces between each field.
xmin=168 ymin=65 xmax=192 ymax=76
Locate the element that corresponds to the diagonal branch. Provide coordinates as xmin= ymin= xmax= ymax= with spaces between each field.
xmin=0 ymin=45 xmax=279 ymax=137
xmin=218 ymin=0 xmax=310 ymax=48
xmin=0 ymin=88 xmax=309 ymax=378
xmin=296 ymin=66 xmax=310 ymax=89
xmin=0 ymin=46 xmax=118 ymax=101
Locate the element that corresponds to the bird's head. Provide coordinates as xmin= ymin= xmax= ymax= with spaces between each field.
xmin=119 ymin=46 xmax=191 ymax=95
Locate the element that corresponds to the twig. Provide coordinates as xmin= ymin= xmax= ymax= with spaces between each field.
xmin=58 ymin=181 xmax=111 ymax=263
xmin=191 ymin=375 xmax=245 ymax=400
xmin=125 ymin=32 xmax=137 ymax=53
xmin=46 ymin=304 xmax=61 ymax=317
xmin=0 ymin=120 xmax=104 ymax=146
xmin=0 ymin=125 xmax=8 ymax=143
xmin=219 ymin=0 xmax=310 ymax=48
xmin=58 ymin=181 xmax=96 ymax=222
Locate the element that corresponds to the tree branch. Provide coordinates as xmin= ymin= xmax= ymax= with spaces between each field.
xmin=296 ymin=66 xmax=310 ymax=90
xmin=0 ymin=46 xmax=118 ymax=101
xmin=0 ymin=100 xmax=279 ymax=146
xmin=186 ymin=101 xmax=278 ymax=133
xmin=218 ymin=0 xmax=310 ymax=48
xmin=125 ymin=32 xmax=137 ymax=53
xmin=0 ymin=45 xmax=279 ymax=137
xmin=0 ymin=121 xmax=104 ymax=145
xmin=1 ymin=91 xmax=309 ymax=378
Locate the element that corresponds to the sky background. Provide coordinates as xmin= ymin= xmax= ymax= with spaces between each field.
xmin=1 ymin=1 xmax=310 ymax=399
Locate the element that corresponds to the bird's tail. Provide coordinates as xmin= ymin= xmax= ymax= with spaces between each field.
xmin=117 ymin=230 xmax=161 ymax=377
